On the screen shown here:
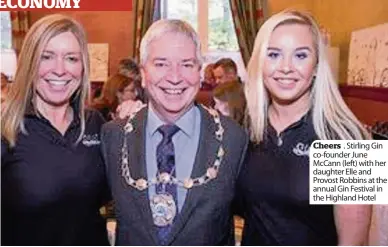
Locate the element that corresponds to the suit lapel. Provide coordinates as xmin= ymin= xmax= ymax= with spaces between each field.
xmin=125 ymin=107 xmax=159 ymax=245
xmin=166 ymin=105 xmax=220 ymax=244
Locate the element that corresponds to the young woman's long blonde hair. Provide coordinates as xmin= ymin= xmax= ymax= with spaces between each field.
xmin=245 ymin=9 xmax=369 ymax=143
xmin=1 ymin=14 xmax=90 ymax=147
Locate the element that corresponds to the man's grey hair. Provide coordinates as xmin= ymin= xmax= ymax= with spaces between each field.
xmin=139 ymin=19 xmax=203 ymax=66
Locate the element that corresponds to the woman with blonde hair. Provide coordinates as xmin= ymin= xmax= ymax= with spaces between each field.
xmin=1 ymin=14 xmax=109 ymax=245
xmin=237 ymin=9 xmax=371 ymax=245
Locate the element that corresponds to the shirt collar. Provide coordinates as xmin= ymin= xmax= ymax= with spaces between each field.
xmin=147 ymin=104 xmax=197 ymax=138
xmin=24 ymin=97 xmax=81 ymax=126
xmin=267 ymin=109 xmax=312 ymax=136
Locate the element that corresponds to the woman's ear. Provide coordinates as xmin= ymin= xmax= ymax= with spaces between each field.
xmin=312 ymin=65 xmax=318 ymax=82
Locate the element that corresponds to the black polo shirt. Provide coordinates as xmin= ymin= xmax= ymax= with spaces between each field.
xmin=237 ymin=112 xmax=338 ymax=245
xmin=1 ymin=106 xmax=110 ymax=245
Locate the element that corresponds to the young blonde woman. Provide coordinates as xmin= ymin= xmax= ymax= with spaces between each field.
xmin=1 ymin=14 xmax=109 ymax=245
xmin=238 ymin=10 xmax=371 ymax=245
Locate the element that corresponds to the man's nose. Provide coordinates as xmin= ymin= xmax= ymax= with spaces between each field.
xmin=166 ymin=65 xmax=183 ymax=84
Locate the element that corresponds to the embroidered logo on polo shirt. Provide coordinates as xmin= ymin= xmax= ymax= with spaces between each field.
xmin=82 ymin=134 xmax=101 ymax=147
xmin=293 ymin=142 xmax=310 ymax=156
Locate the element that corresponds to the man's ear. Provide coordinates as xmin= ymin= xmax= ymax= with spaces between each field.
xmin=140 ymin=67 xmax=146 ymax=88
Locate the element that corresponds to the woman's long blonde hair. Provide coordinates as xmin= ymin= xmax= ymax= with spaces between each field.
xmin=245 ymin=9 xmax=369 ymax=143
xmin=1 ymin=14 xmax=90 ymax=147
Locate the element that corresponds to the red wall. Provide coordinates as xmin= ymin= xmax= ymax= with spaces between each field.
xmin=340 ymin=86 xmax=388 ymax=126
xmin=343 ymin=97 xmax=388 ymax=126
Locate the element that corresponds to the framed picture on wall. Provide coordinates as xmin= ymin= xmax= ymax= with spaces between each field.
xmin=88 ymin=43 xmax=109 ymax=82
xmin=347 ymin=23 xmax=388 ymax=88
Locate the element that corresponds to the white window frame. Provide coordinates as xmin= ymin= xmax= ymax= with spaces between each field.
xmin=160 ymin=0 xmax=247 ymax=81
xmin=0 ymin=11 xmax=17 ymax=81
xmin=198 ymin=1 xmax=246 ymax=81
xmin=197 ymin=0 xmax=209 ymax=54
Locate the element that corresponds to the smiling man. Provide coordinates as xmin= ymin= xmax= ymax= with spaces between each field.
xmin=213 ymin=58 xmax=239 ymax=85
xmin=101 ymin=19 xmax=248 ymax=246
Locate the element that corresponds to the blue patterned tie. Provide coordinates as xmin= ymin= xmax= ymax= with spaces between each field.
xmin=156 ymin=124 xmax=179 ymax=244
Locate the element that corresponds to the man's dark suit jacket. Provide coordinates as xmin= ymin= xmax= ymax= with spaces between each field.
xmin=101 ymin=105 xmax=248 ymax=245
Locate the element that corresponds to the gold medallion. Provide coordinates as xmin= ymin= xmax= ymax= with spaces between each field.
xmin=183 ymin=178 xmax=194 ymax=189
